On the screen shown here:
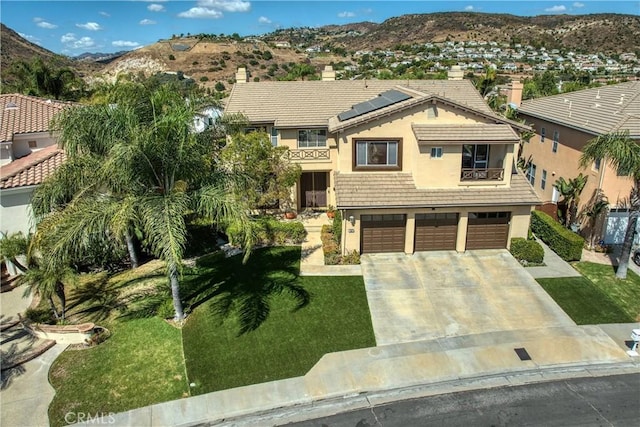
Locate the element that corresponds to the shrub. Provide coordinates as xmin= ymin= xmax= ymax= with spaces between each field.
xmin=321 ymin=224 xmax=341 ymax=265
xmin=168 ymin=54 xmax=175 ymax=60
xmin=510 ymin=238 xmax=544 ymax=264
xmin=530 ymin=210 xmax=583 ymax=261
xmin=156 ymin=299 xmax=176 ymax=319
xmin=332 ymin=210 xmax=342 ymax=245
xmin=25 ymin=307 xmax=53 ymax=324
xmin=199 ymin=76 xmax=209 ymax=82
xmin=227 ymin=217 xmax=306 ymax=246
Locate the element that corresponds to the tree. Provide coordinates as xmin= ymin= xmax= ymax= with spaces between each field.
xmin=582 ymin=191 xmax=609 ymax=249
xmin=34 ymin=85 xmax=252 ymax=320
xmin=221 ymin=131 xmax=301 ymax=213
xmin=0 ymin=232 xmax=29 ymax=273
xmin=4 ymin=57 xmax=82 ymax=100
xmin=553 ymin=174 xmax=588 ymax=227
xmin=580 ymin=130 xmax=640 ymax=279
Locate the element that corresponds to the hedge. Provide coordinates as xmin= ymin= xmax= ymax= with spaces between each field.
xmin=510 ymin=238 xmax=544 ymax=264
xmin=530 ymin=210 xmax=583 ymax=261
xmin=227 ymin=217 xmax=306 ymax=246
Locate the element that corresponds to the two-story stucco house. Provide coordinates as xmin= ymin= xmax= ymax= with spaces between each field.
xmin=0 ymin=94 xmax=70 ymax=237
xmin=517 ymin=81 xmax=640 ymax=245
xmin=225 ymin=67 xmax=540 ymax=254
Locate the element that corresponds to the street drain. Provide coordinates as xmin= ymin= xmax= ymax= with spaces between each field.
xmin=514 ymin=347 xmax=532 ymax=361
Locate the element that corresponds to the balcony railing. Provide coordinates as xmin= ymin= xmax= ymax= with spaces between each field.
xmin=461 ymin=168 xmax=504 ymax=181
xmin=288 ymin=149 xmax=330 ymax=162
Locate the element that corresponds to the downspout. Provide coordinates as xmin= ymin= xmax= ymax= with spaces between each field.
xmin=341 ymin=209 xmax=347 ymax=256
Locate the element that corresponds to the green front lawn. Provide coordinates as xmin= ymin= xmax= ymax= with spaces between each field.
xmin=47 ymin=246 xmax=374 ymax=426
xmin=537 ymin=262 xmax=640 ymax=324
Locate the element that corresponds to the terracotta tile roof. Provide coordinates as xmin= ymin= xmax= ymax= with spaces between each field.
xmin=412 ymin=124 xmax=521 ymax=144
xmin=225 ymin=80 xmax=496 ymax=128
xmin=0 ymin=145 xmax=66 ymax=189
xmin=518 ymin=81 xmax=640 ymax=138
xmin=334 ymin=172 xmax=541 ymax=209
xmin=0 ymin=94 xmax=71 ymax=143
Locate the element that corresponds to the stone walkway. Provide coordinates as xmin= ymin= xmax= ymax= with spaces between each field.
xmin=525 ymin=239 xmax=581 ymax=279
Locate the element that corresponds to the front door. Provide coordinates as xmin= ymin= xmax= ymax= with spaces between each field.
xmin=300 ymin=172 xmax=328 ymax=209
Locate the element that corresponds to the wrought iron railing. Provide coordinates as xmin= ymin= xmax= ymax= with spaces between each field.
xmin=288 ymin=149 xmax=330 ymax=161
xmin=460 ymin=168 xmax=504 ymax=181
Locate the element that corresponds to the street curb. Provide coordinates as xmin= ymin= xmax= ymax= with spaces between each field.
xmin=201 ymin=361 xmax=640 ymax=426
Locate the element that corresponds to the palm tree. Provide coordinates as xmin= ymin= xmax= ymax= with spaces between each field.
xmin=6 ymin=57 xmax=80 ymax=100
xmin=553 ymin=173 xmax=588 ymax=227
xmin=0 ymin=232 xmax=29 ymax=273
xmin=19 ymin=255 xmax=76 ymax=321
xmin=580 ymin=130 xmax=640 ymax=279
xmin=34 ymin=85 xmax=252 ymax=320
xmin=583 ymin=192 xmax=609 ymax=249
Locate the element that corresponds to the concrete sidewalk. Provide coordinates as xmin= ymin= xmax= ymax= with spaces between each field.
xmin=298 ymin=212 xmax=362 ymax=276
xmin=526 ymin=239 xmax=581 ymax=279
xmin=77 ymin=324 xmax=638 ymax=426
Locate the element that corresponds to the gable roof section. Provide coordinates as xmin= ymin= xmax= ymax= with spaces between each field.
xmin=0 ymin=145 xmax=66 ymax=189
xmin=0 ymin=94 xmax=71 ymax=143
xmin=224 ymin=79 xmax=496 ymax=128
xmin=334 ymin=171 xmax=541 ymax=209
xmin=518 ymin=81 xmax=640 ymax=138
xmin=412 ymin=123 xmax=520 ymax=144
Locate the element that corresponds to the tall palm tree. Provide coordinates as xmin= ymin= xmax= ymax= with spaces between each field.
xmin=580 ymin=130 xmax=640 ymax=279
xmin=34 ymin=85 xmax=252 ymax=320
xmin=554 ymin=173 xmax=588 ymax=227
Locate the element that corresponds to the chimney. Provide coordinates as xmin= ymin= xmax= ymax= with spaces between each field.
xmin=507 ymin=80 xmax=523 ymax=107
xmin=321 ymin=65 xmax=336 ymax=81
xmin=447 ymin=65 xmax=464 ymax=80
xmin=235 ymin=67 xmax=248 ymax=84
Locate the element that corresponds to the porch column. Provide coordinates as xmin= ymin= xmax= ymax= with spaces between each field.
xmin=456 ymin=212 xmax=468 ymax=252
xmin=405 ymin=212 xmax=416 ymax=254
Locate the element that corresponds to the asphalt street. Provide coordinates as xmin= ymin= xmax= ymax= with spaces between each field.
xmin=286 ymin=373 xmax=640 ymax=427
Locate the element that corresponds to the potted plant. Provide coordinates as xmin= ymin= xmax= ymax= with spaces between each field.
xmin=284 ymin=210 xmax=297 ymax=219
xmin=327 ymin=205 xmax=336 ymax=219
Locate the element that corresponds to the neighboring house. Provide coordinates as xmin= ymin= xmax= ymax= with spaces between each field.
xmin=225 ymin=67 xmax=540 ymax=254
xmin=517 ymin=82 xmax=640 ymax=245
xmin=0 ymin=94 xmax=70 ymax=237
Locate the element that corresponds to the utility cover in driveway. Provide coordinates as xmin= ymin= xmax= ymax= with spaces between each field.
xmin=361 ymin=214 xmax=406 ymax=253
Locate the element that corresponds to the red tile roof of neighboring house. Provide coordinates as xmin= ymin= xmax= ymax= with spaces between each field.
xmin=0 ymin=145 xmax=66 ymax=190
xmin=0 ymin=93 xmax=71 ymax=143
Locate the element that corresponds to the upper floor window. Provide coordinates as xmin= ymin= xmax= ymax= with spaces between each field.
xmin=462 ymin=144 xmax=489 ymax=169
xmin=270 ymin=127 xmax=278 ymax=147
xmin=541 ymin=169 xmax=547 ymax=190
xmin=527 ymin=163 xmax=536 ymax=186
xmin=593 ymin=158 xmax=601 ymax=171
xmin=298 ymin=129 xmax=327 ymax=148
xmin=354 ymin=139 xmax=401 ymax=170
xmin=552 ymin=131 xmax=559 ymax=153
xmin=540 ymin=127 xmax=546 ymax=143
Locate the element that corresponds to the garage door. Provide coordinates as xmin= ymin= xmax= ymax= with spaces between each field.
xmin=361 ymin=214 xmax=406 ymax=253
xmin=415 ymin=213 xmax=458 ymax=251
xmin=466 ymin=212 xmax=510 ymax=250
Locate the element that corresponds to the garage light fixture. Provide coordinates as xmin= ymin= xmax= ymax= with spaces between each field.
xmin=348 ymin=215 xmax=355 ymax=226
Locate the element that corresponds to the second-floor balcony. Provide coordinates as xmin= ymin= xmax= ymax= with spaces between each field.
xmin=288 ymin=148 xmax=331 ymax=162
xmin=461 ymin=168 xmax=504 ymax=181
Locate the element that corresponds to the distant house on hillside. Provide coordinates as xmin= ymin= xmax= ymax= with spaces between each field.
xmin=0 ymin=94 xmax=72 ymax=238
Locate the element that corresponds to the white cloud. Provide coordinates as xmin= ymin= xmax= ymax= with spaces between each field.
xmin=33 ymin=17 xmax=57 ymax=29
xmin=464 ymin=5 xmax=474 ymax=11
xmin=197 ymin=0 xmax=251 ymax=13
xmin=178 ymin=7 xmax=223 ymax=19
xmin=112 ymin=40 xmax=140 ymax=47
xmin=60 ymin=33 xmax=95 ymax=50
xmin=545 ymin=5 xmax=567 ymax=12
xmin=338 ymin=11 xmax=356 ymax=18
xmin=76 ymin=22 xmax=102 ymax=31
xmin=99 ymin=11 xmax=110 ymax=17
xmin=573 ymin=2 xmax=585 ymax=7
xmin=18 ymin=32 xmax=40 ymax=43
xmin=258 ymin=16 xmax=271 ymax=24
xmin=139 ymin=19 xmax=157 ymax=25
xmin=148 ymin=4 xmax=165 ymax=12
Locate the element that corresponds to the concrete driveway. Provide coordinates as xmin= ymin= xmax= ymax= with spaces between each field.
xmin=361 ymin=250 xmax=575 ymax=346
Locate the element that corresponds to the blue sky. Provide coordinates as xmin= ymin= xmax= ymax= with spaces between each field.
xmin=2 ymin=1 xmax=639 ymax=55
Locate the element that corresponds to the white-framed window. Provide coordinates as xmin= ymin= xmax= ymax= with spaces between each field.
xmin=430 ymin=147 xmax=443 ymax=158
xmin=298 ymin=129 xmax=327 ymax=148
xmin=527 ymin=163 xmax=537 ymax=186
xmin=541 ymin=169 xmax=547 ymax=190
xmin=594 ymin=158 xmax=601 ymax=171
xmin=270 ymin=127 xmax=278 ymax=147
xmin=540 ymin=127 xmax=546 ymax=143
xmin=552 ymin=131 xmax=559 ymax=153
xmin=355 ymin=139 xmax=400 ymax=169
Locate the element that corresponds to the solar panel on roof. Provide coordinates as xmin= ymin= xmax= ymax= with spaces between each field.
xmin=337 ymin=89 xmax=412 ymax=122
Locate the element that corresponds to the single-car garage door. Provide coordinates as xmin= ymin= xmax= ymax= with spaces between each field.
xmin=466 ymin=212 xmax=510 ymax=250
xmin=415 ymin=213 xmax=458 ymax=251
xmin=361 ymin=214 xmax=406 ymax=253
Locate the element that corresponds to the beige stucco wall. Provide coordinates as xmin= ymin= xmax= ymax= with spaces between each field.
xmin=334 ymin=102 xmax=516 ymax=188
xmin=519 ymin=116 xmax=634 ymax=211
xmin=341 ymin=205 xmax=532 ymax=254
xmin=0 ymin=187 xmax=36 ymax=236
